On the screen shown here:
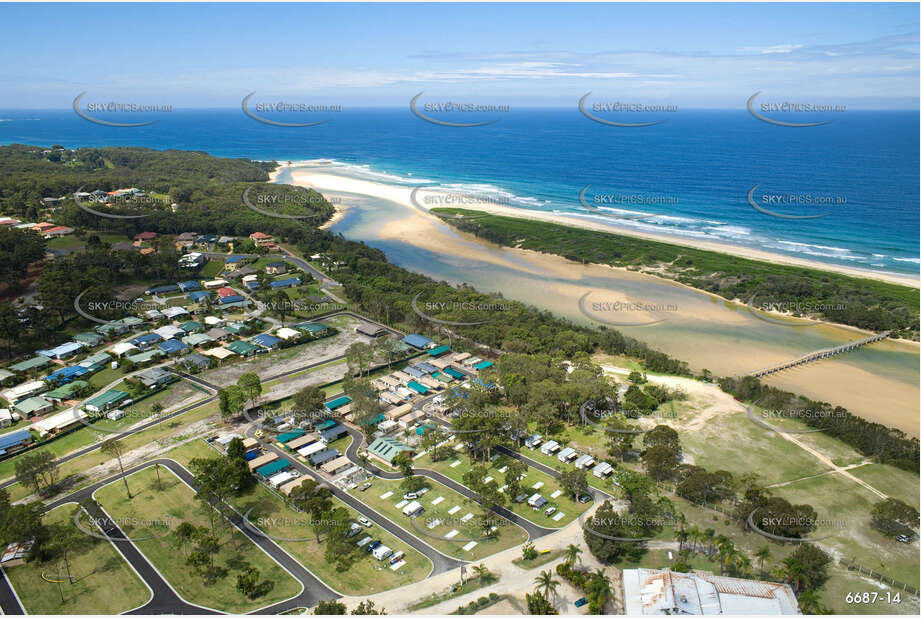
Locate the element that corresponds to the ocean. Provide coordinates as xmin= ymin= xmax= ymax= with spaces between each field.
xmin=0 ymin=107 xmax=918 ymax=275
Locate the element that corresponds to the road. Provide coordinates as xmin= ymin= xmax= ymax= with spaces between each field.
xmin=41 ymin=458 xmax=339 ymax=614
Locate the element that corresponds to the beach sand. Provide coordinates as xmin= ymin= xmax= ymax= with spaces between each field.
xmin=285 ymin=167 xmax=919 ymax=289
xmin=276 ymin=164 xmax=919 ymax=435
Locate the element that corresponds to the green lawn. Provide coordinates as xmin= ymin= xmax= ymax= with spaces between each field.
xmin=772 ymin=474 xmax=919 ymax=586
xmin=199 ymin=260 xmax=225 ymax=279
xmin=95 ymin=466 xmax=301 ymax=613
xmin=5 ymin=503 xmax=149 ymax=614
xmin=847 ymin=464 xmax=920 ymax=507
xmin=164 ymin=439 xmax=432 ymax=594
xmin=356 ymin=477 xmax=528 ymax=561
xmin=416 ymin=447 xmax=590 ymax=528
xmin=2 ymin=400 xmax=220 ymax=502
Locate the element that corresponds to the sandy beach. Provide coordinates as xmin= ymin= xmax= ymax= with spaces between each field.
xmin=281 ymin=165 xmax=919 ymax=290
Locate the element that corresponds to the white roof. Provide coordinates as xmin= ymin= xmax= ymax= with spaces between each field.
xmin=145 ymin=309 xmax=163 ymax=319
xmin=2 ymin=380 xmax=47 ymax=401
xmin=298 ymin=442 xmax=326 ymax=457
xmin=402 ymin=500 xmax=423 ymax=514
xmin=35 ymin=408 xmax=87 ymax=436
xmin=0 ymin=409 xmax=12 ymax=420
xmin=111 ymin=342 xmax=138 ymax=356
xmin=203 ymin=316 xmax=224 ymax=325
xmin=162 ymin=306 xmax=189 ymax=319
xmin=202 ymin=347 xmax=235 ymax=359
xmin=154 ymin=325 xmax=185 ymax=339
xmin=241 ymin=274 xmax=259 ymax=282
xmin=269 ymin=471 xmax=296 ymax=487
xmin=276 ymin=327 xmax=301 ymax=340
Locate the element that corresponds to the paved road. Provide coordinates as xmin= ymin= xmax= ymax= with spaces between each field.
xmin=248 ymin=426 xmax=465 ymax=578
xmin=338 ymin=425 xmax=556 ymax=543
xmin=0 ymin=568 xmax=24 ymax=615
xmin=44 ymin=458 xmax=338 ymax=614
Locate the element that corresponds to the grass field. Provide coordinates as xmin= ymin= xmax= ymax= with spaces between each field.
xmin=163 ymin=440 xmax=432 ymax=595
xmin=2 ymin=399 xmax=220 ymax=502
xmin=95 ymin=466 xmax=301 ymax=613
xmin=416 ymin=447 xmax=590 ymax=528
xmin=356 ymin=477 xmax=528 ymax=561
xmin=771 ymin=473 xmax=919 ymax=585
xmin=5 ymin=503 xmax=149 ymax=614
xmin=848 ymin=464 xmax=920 ymax=507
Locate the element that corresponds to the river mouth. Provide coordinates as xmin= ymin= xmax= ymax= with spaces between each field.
xmin=281 ymin=165 xmax=920 ymax=436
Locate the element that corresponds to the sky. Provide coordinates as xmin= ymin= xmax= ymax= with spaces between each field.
xmin=0 ymin=2 xmax=918 ymax=109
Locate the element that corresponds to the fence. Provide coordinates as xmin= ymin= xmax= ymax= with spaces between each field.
xmin=840 ymin=558 xmax=919 ymax=596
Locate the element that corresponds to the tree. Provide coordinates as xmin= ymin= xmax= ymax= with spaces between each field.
xmin=521 ymin=541 xmax=538 ymax=561
xmin=870 ymin=498 xmax=919 ymax=540
xmin=292 ymin=385 xmax=326 ymax=426
xmin=237 ymin=372 xmax=262 ymax=409
xmin=796 ymin=589 xmax=832 ymax=614
xmin=559 ymin=468 xmax=589 ymax=500
xmin=534 ymin=570 xmax=559 ymax=601
xmin=788 ymin=544 xmax=831 ymax=592
xmin=14 ymin=451 xmax=59 ymax=496
xmin=352 ymin=600 xmax=387 ymax=614
xmin=49 ymin=511 xmax=89 ymax=585
xmin=526 ymin=592 xmax=558 ymax=615
xmin=101 ymin=439 xmax=131 ymax=499
xmin=755 ymin=545 xmax=771 ymax=576
xmin=643 ymin=425 xmax=680 ymax=452
xmin=218 ymin=386 xmax=246 ymax=419
xmin=642 ymin=445 xmax=680 ymax=481
xmin=345 ymin=342 xmax=374 ymax=377
xmin=586 ymin=568 xmax=613 ymax=612
xmin=236 ymin=566 xmax=260 ymax=599
xmin=564 ymin=543 xmax=582 ymax=568
xmin=314 ymin=600 xmax=347 ymax=614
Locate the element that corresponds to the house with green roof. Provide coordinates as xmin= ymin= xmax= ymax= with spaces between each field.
xmin=224 ymin=321 xmax=248 ymax=334
xmin=367 ymin=436 xmax=415 ymax=464
xmin=9 ymin=356 xmax=53 ymax=373
xmin=14 ymin=396 xmax=53 ymax=417
xmin=84 ymin=390 xmax=129 ymax=413
xmin=44 ymin=380 xmax=89 ymax=401
xmin=294 ymin=322 xmax=330 ymax=337
xmin=180 ymin=320 xmax=205 ymax=334
xmin=79 ymin=352 xmax=112 ymax=373
xmin=95 ymin=321 xmax=127 ymax=337
xmin=182 ymin=333 xmax=213 ymax=347
xmin=226 ymin=340 xmax=260 ymax=357
xmin=126 ymin=349 xmax=163 ymax=365
xmin=73 ymin=331 xmax=105 ymax=347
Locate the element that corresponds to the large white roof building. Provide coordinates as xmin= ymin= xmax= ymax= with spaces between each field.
xmin=622 ymin=568 xmax=799 ymax=615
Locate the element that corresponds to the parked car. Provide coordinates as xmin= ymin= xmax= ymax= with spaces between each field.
xmin=544 ymin=506 xmax=557 ymax=516
xmin=578 ymin=494 xmax=592 ymax=503
xmin=358 ymin=517 xmax=372 ymax=528
xmin=574 ymin=597 xmax=588 ymax=608
xmin=360 ymin=482 xmax=372 ymax=491
xmin=896 ymin=534 xmax=912 ymax=543
xmin=366 ymin=540 xmax=382 ymax=553
xmin=403 ymin=492 xmax=418 ymax=500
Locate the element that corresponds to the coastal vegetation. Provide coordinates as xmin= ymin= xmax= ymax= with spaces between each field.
xmin=430 ymin=208 xmax=920 ymax=338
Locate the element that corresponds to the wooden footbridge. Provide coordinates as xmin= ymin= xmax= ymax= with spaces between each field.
xmin=749 ymin=331 xmax=891 ymax=378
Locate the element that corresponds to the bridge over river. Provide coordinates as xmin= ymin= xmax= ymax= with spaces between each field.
xmin=749 ymin=331 xmax=892 ymax=378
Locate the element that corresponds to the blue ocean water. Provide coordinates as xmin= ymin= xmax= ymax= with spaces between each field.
xmin=0 ymin=108 xmax=917 ymax=275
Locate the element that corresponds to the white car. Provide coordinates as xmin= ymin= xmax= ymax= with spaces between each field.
xmin=358 ymin=516 xmax=372 ymax=528
xmin=402 ymin=492 xmax=418 ymax=500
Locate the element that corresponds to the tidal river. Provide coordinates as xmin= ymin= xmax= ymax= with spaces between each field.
xmin=278 ymin=168 xmax=920 ymax=436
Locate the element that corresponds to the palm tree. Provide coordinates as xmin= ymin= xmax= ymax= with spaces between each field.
xmin=534 ymin=570 xmax=559 ymax=601
xmin=587 ymin=568 xmax=612 ymax=609
xmin=734 ymin=553 xmax=752 ymax=578
xmin=754 ymin=545 xmax=771 ymax=576
xmin=702 ymin=528 xmax=716 ymax=557
xmin=564 ymin=543 xmax=583 ymax=569
xmin=676 ymin=528 xmax=689 ymax=552
xmin=686 ymin=524 xmax=700 ymax=555
xmin=796 ymin=589 xmax=829 ymax=614
xmin=472 ymin=563 xmax=491 ymax=582
xmin=779 ymin=557 xmax=811 ymax=593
